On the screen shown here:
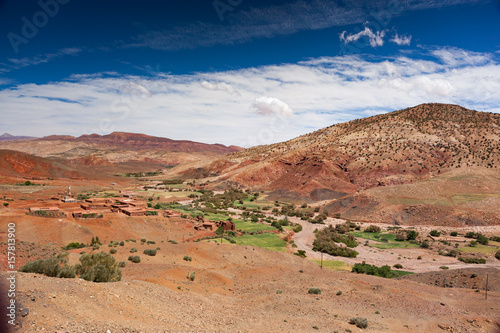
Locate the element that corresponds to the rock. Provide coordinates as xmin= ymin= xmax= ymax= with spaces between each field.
xmin=21 ymin=308 xmax=29 ymax=317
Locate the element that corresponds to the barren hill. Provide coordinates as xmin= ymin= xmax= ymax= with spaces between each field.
xmin=0 ymin=132 xmax=242 ymax=168
xmin=0 ymin=150 xmax=80 ymax=179
xmin=175 ymin=103 xmax=500 ymax=225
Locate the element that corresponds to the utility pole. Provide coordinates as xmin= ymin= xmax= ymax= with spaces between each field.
xmin=321 ymin=252 xmax=323 ymax=269
xmin=485 ymin=274 xmax=489 ymax=300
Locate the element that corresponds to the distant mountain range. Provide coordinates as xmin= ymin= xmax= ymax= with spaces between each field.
xmin=0 ymin=131 xmax=243 ymax=167
xmin=0 ymin=133 xmax=36 ymax=141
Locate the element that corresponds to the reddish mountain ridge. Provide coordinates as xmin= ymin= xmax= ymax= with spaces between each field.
xmin=39 ymin=132 xmax=242 ymax=154
xmin=0 ymin=132 xmax=243 ymax=167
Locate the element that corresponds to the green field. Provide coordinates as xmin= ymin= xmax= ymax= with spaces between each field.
xmin=450 ymin=194 xmax=500 ymax=205
xmin=387 ymin=197 xmax=449 ymax=206
xmin=233 ymin=219 xmax=276 ymax=232
xmin=458 ymin=244 xmax=500 ymax=255
xmin=233 ymin=233 xmax=286 ymax=252
xmin=310 ymin=259 xmax=352 ymax=271
xmin=351 ymin=232 xmax=420 ymax=249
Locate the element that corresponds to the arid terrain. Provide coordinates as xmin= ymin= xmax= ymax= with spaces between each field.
xmin=0 ymin=103 xmax=499 ymax=332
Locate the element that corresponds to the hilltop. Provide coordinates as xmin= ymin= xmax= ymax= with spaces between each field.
xmin=173 ymin=103 xmax=500 ymax=226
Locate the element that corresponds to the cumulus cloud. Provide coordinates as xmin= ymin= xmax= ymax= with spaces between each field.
xmin=340 ymin=27 xmax=386 ymax=48
xmin=390 ymin=33 xmax=412 ymax=46
xmin=1 ymin=47 xmax=499 ymax=147
xmin=200 ymin=81 xmax=241 ymax=96
xmin=250 ymin=97 xmax=294 ymax=117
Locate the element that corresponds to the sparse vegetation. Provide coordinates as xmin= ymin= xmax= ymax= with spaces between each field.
xmin=308 ymin=287 xmax=321 ymax=295
xmin=75 ymin=252 xmax=122 ymax=282
xmin=143 ymin=249 xmax=157 ymax=256
xmin=349 ymin=317 xmax=368 ymax=329
xmin=128 ymin=256 xmax=141 ymax=263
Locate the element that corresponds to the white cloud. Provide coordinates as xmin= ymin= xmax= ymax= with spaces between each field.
xmin=390 ymin=33 xmax=412 ymax=46
xmin=250 ymin=97 xmax=294 ymax=116
xmin=430 ymin=47 xmax=492 ymax=67
xmin=127 ymin=0 xmax=482 ymax=51
xmin=1 ymin=47 xmax=499 ymax=147
xmin=340 ymin=27 xmax=386 ymax=48
xmin=4 ymin=48 xmax=83 ymax=72
xmin=200 ymin=81 xmax=241 ymax=96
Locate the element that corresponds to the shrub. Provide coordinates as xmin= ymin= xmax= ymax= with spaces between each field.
xmin=294 ymin=250 xmax=307 ymax=258
xmin=396 ymin=234 xmax=406 ymax=241
xmin=406 ymin=230 xmax=419 ymax=241
xmin=458 ymin=257 xmax=486 ymax=264
xmin=495 ymin=250 xmax=500 ymax=260
xmin=312 ymin=225 xmax=358 ymax=258
xmin=420 ymin=240 xmax=430 ymax=249
xmin=365 ymin=225 xmax=381 ymax=233
xmin=119 ymin=241 xmax=125 ymax=246
xmin=58 ymin=265 xmax=76 ymax=278
xmin=393 ymin=264 xmax=403 ymax=269
xmin=140 ymin=238 xmax=147 ymax=243
xmin=128 ymin=256 xmax=141 ymax=263
xmin=19 ymin=257 xmax=64 ymax=277
xmin=143 ymin=249 xmax=157 ymax=256
xmin=349 ymin=317 xmax=368 ymax=329
xmin=63 ymin=242 xmax=86 ymax=250
xmin=440 ymin=266 xmax=449 ymax=270
xmin=430 ymin=230 xmax=441 ymax=237
xmin=352 ymin=262 xmax=399 ymax=278
xmin=276 ymin=289 xmax=283 ymax=294
xmin=118 ymin=261 xmax=126 ymax=268
xmin=308 ymin=287 xmax=321 ymax=295
xmin=187 ymin=271 xmax=196 ymax=281
xmin=450 ymin=231 xmax=458 ymax=237
xmin=130 ymin=248 xmax=138 ymax=253
xmin=336 ymin=291 xmax=342 ymax=296
xmin=183 ymin=255 xmax=192 ymax=261
xmin=110 ymin=248 xmax=117 ymax=254
xmin=90 ymin=236 xmax=101 ymax=246
xmin=146 ymin=240 xmax=156 ymax=245
xmin=477 ymin=235 xmax=489 ymax=245
xmin=76 ymin=252 xmax=122 ymax=282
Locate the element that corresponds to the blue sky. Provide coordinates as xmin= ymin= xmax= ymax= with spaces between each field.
xmin=0 ymin=0 xmax=499 ymax=147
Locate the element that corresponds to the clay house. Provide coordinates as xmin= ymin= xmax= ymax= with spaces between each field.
xmin=121 ymin=207 xmax=146 ymax=216
xmin=195 ymin=221 xmax=216 ymax=231
xmin=164 ymin=210 xmax=182 ymax=218
xmin=62 ymin=196 xmax=77 ymax=203
xmin=217 ymin=220 xmax=236 ymax=231
xmin=72 ymin=210 xmax=101 ymax=219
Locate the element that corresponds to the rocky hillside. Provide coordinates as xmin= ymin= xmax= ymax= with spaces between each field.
xmin=0 ymin=150 xmax=80 ymax=179
xmin=183 ymin=104 xmax=499 ymax=197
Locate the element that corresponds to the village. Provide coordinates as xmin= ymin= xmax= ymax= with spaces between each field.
xmin=24 ymin=186 xmax=236 ymax=233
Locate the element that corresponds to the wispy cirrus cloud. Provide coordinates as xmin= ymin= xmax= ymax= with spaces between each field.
xmin=126 ymin=0 xmax=484 ymax=51
xmin=1 ymin=46 xmax=499 ymax=147
xmin=2 ymin=47 xmax=83 ymax=73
